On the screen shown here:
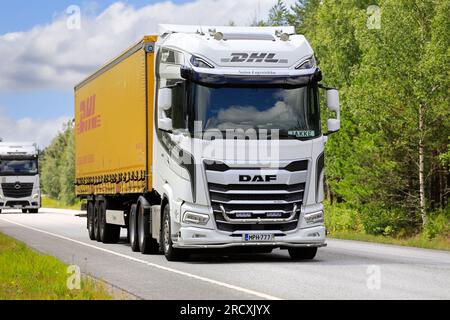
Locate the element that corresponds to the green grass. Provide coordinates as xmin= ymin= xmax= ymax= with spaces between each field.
xmin=41 ymin=196 xmax=83 ymax=211
xmin=0 ymin=233 xmax=112 ymax=300
xmin=329 ymin=230 xmax=450 ymax=251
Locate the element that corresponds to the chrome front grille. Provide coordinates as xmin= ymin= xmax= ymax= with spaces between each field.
xmin=1 ymin=183 xmax=33 ymax=198
xmin=205 ymin=160 xmax=308 ymax=232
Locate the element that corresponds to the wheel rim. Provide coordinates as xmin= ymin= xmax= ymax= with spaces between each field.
xmin=88 ymin=204 xmax=93 ymax=233
xmin=100 ymin=209 xmax=104 ymax=238
xmin=94 ymin=210 xmax=99 ymax=237
xmin=138 ymin=212 xmax=144 ymax=246
xmin=130 ymin=213 xmax=135 ymax=244
xmin=164 ymin=216 xmax=170 ymax=253
xmin=88 ymin=216 xmax=93 ymax=233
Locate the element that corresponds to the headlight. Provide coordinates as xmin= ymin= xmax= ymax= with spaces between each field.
xmin=296 ymin=55 xmax=317 ymax=70
xmin=183 ymin=212 xmax=210 ymax=225
xmin=32 ymin=194 xmax=39 ymax=199
xmin=304 ymin=211 xmax=324 ymax=224
xmin=190 ymin=56 xmax=214 ymax=69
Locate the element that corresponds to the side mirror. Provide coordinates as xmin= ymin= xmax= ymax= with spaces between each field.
xmin=158 ymin=88 xmax=173 ymax=132
xmin=158 ymin=118 xmax=173 ymax=132
xmin=326 ymin=89 xmax=341 ymax=135
xmin=327 ymin=119 xmax=340 ymax=133
xmin=158 ymin=88 xmax=172 ymax=111
xmin=327 ymin=89 xmax=340 ymax=113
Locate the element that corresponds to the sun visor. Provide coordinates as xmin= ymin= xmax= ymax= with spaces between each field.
xmin=181 ymin=67 xmax=322 ymax=88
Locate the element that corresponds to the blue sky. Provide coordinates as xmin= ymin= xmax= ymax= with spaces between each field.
xmin=0 ymin=0 xmax=191 ymax=121
xmin=0 ymin=0 xmax=282 ymax=147
xmin=0 ymin=1 xmax=191 ymax=34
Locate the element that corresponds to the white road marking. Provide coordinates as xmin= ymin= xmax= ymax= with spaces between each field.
xmin=0 ymin=217 xmax=282 ymax=300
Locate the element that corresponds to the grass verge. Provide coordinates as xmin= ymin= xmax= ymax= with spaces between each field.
xmin=41 ymin=196 xmax=83 ymax=211
xmin=329 ymin=230 xmax=450 ymax=251
xmin=0 ymin=232 xmax=112 ymax=300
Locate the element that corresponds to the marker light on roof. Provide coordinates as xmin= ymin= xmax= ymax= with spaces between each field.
xmin=280 ymin=33 xmax=290 ymax=41
xmin=213 ymin=32 xmax=224 ymax=41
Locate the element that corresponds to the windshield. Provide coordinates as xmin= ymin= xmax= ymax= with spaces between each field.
xmin=0 ymin=159 xmax=38 ymax=176
xmin=191 ymin=84 xmax=321 ymax=139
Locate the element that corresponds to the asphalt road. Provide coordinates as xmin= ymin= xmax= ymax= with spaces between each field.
xmin=0 ymin=209 xmax=449 ymax=300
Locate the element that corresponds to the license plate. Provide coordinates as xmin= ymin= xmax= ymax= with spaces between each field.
xmin=243 ymin=233 xmax=275 ymax=242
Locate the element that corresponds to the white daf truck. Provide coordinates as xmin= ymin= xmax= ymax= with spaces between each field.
xmin=0 ymin=142 xmax=41 ymax=213
xmin=75 ymin=25 xmax=340 ymax=261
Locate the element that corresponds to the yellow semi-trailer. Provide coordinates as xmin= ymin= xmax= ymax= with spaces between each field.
xmin=75 ymin=25 xmax=341 ymax=261
xmin=75 ymin=36 xmax=157 ymax=243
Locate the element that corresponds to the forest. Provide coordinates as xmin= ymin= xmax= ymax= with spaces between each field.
xmin=40 ymin=0 xmax=449 ymax=246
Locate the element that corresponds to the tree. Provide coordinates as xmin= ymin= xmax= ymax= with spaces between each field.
xmin=59 ymin=125 xmax=76 ymax=205
xmin=345 ymin=0 xmax=449 ymax=228
xmin=280 ymin=0 xmax=448 ymax=235
xmin=288 ymin=0 xmax=322 ymax=35
xmin=40 ymin=121 xmax=76 ymax=204
xmin=267 ymin=0 xmax=289 ymax=26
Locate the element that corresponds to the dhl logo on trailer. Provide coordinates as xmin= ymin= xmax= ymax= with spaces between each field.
xmin=77 ymin=94 xmax=101 ymax=134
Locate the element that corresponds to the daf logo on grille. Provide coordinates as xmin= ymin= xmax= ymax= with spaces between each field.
xmin=239 ymin=175 xmax=277 ymax=182
xmin=14 ymin=183 xmax=21 ymax=190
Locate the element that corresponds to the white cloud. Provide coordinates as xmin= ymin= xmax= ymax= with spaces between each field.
xmin=0 ymin=0 xmax=296 ymax=92
xmin=0 ymin=109 xmax=70 ymax=148
xmin=209 ymin=87 xmax=309 ymax=130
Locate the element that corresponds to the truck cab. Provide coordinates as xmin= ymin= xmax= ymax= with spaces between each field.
xmin=0 ymin=142 xmax=41 ymax=214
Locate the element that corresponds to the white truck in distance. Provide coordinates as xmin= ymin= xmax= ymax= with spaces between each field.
xmin=76 ymin=25 xmax=341 ymax=261
xmin=0 ymin=142 xmax=41 ymax=213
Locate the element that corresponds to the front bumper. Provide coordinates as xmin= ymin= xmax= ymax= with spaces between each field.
xmin=173 ymin=225 xmax=327 ymax=249
xmin=0 ymin=198 xmax=40 ymax=210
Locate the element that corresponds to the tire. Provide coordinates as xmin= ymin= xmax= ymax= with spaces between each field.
xmin=98 ymin=200 xmax=121 ymax=244
xmin=0 ymin=209 xmax=2 ymax=214
xmin=162 ymin=204 xmax=189 ymax=261
xmin=29 ymin=209 xmax=39 ymax=214
xmin=137 ymin=204 xmax=159 ymax=254
xmin=94 ymin=201 xmax=101 ymax=242
xmin=22 ymin=209 xmax=28 ymax=214
xmin=288 ymin=247 xmax=318 ymax=260
xmin=129 ymin=204 xmax=140 ymax=252
xmin=87 ymin=200 xmax=96 ymax=240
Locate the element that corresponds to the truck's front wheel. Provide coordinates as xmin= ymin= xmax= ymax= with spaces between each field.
xmin=162 ymin=205 xmax=189 ymax=261
xmin=288 ymin=247 xmax=318 ymax=260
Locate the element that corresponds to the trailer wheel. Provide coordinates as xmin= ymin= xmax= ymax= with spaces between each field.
xmin=137 ymin=204 xmax=159 ymax=254
xmin=87 ymin=201 xmax=96 ymax=240
xmin=162 ymin=204 xmax=189 ymax=261
xmin=288 ymin=247 xmax=318 ymax=260
xmin=99 ymin=200 xmax=120 ymax=244
xmin=94 ymin=201 xmax=101 ymax=242
xmin=129 ymin=204 xmax=140 ymax=252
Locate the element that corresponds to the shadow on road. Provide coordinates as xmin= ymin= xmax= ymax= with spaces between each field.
xmin=116 ymin=236 xmax=322 ymax=264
